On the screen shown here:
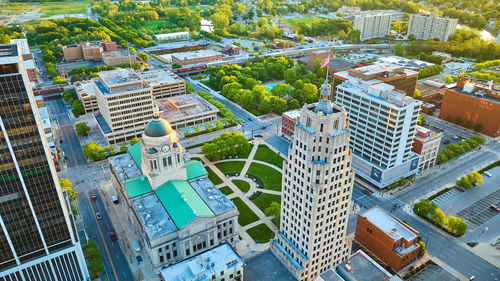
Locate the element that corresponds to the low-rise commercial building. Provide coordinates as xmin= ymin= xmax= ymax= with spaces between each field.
xmin=334 ymin=63 xmax=419 ymax=99
xmin=140 ymin=69 xmax=186 ymax=99
xmin=377 ymin=56 xmax=434 ymax=70
xmin=102 ymin=49 xmax=139 ymax=66
xmin=281 ymin=109 xmax=300 ymax=139
xmin=353 ymin=13 xmax=392 ymax=41
xmin=156 ymin=94 xmax=219 ymax=131
xmin=171 ymin=50 xmax=222 ymax=66
xmin=412 ymin=126 xmax=443 ymax=172
xmin=439 ymin=75 xmax=500 ymax=137
xmin=355 ymin=207 xmax=420 ymax=271
xmin=23 ymin=58 xmax=38 ymax=82
xmin=159 ymin=243 xmax=243 ymax=281
xmin=75 ymin=80 xmax=99 ymax=113
xmin=62 ymin=41 xmax=118 ymax=62
xmin=154 ymin=32 xmax=190 ymax=42
xmin=408 ymin=14 xmax=458 ymax=41
xmin=109 ymin=116 xmax=238 ymax=270
xmin=221 ymin=44 xmax=241 ymax=56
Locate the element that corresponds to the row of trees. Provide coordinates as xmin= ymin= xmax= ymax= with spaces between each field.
xmin=201 ymin=132 xmax=250 ymax=161
xmin=414 ymin=199 xmax=467 ymax=236
xmin=83 ymin=240 xmax=104 ymax=277
xmin=418 ymin=65 xmax=444 ymax=79
xmin=436 ymin=135 xmax=485 ymax=164
xmin=456 ymin=171 xmax=483 ymax=190
xmin=82 ymin=137 xmax=139 ymax=162
xmin=293 ymin=18 xmax=352 ymax=37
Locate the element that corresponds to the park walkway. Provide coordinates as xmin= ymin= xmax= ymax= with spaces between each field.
xmin=192 ymin=140 xmax=283 ymax=255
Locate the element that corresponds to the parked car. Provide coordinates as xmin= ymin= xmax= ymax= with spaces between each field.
xmin=91 ymin=194 xmax=97 ymax=201
xmin=96 ymin=212 xmax=102 ymax=220
xmin=490 ymin=205 xmax=500 ymax=212
xmin=109 ymin=232 xmax=117 ymax=241
xmin=443 ymin=140 xmax=451 ymax=144
xmin=112 ymin=195 xmax=119 ymax=204
xmin=483 ymin=171 xmax=492 ymax=177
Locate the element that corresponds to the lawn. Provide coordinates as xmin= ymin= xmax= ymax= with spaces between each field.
xmin=246 ymin=223 xmax=275 ymax=243
xmin=247 ymin=163 xmax=282 ymax=191
xmin=215 ymin=161 xmax=245 ymax=176
xmin=253 ymin=145 xmax=285 ymax=169
xmin=232 ymin=180 xmax=250 ymax=193
xmin=231 ymin=197 xmax=259 ymax=226
xmin=285 ymin=17 xmax=317 ymax=26
xmin=205 ymin=166 xmax=223 ymax=185
xmin=218 ymin=186 xmax=234 ymax=195
xmin=252 ymin=193 xmax=281 ymax=213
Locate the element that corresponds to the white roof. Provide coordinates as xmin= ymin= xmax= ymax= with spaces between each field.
xmin=23 ymin=59 xmax=35 ymax=69
xmin=155 ymin=32 xmax=190 ymax=40
xmin=283 ymin=109 xmax=301 ymax=119
xmin=361 ymin=207 xmax=417 ymax=242
xmin=38 ymin=107 xmax=51 ymax=130
xmin=10 ymin=39 xmax=30 ymax=55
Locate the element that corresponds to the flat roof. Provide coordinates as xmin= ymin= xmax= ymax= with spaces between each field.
xmin=171 ymin=50 xmax=221 ymax=60
xmin=38 ymin=107 xmax=51 ymax=130
xmin=157 ymin=93 xmax=219 ymax=121
xmin=23 ymin=59 xmax=35 ymax=69
xmin=361 ymin=207 xmax=417 ymax=242
xmin=185 ymin=160 xmax=207 ymax=180
xmin=189 ymin=177 xmax=235 ymax=215
xmin=101 ymin=48 xmax=132 ymax=58
xmin=450 ymin=86 xmax=500 ymax=104
xmin=10 ymin=39 xmax=29 ymax=55
xmin=337 ymin=250 xmax=393 ymax=281
xmin=75 ymin=80 xmax=96 ymax=97
xmin=132 ymin=192 xmax=177 ymax=239
xmin=160 ymin=243 xmax=243 ymax=281
xmin=377 ymin=56 xmax=434 ymax=70
xmin=283 ymin=109 xmax=301 ymax=119
xmin=140 ymin=69 xmax=184 ymax=86
xmin=155 ymin=180 xmax=214 ymax=229
xmin=408 ymin=264 xmax=459 ymax=281
xmin=108 ymin=152 xmax=142 ymax=182
xmin=94 ymin=112 xmax=112 ymax=134
xmin=124 ymin=175 xmax=152 ymax=198
xmin=94 ymin=69 xmax=149 ymax=96
xmin=145 ymin=40 xmax=209 ymax=52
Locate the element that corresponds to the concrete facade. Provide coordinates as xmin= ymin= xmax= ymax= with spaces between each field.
xmin=271 ymin=82 xmax=354 ymax=281
xmin=353 ymin=13 xmax=392 ymax=41
xmin=412 ymin=126 xmax=443 ymax=172
xmin=408 ymin=14 xmax=458 ymax=41
xmin=140 ymin=69 xmax=186 ymax=99
xmin=335 ymin=80 xmax=421 ymax=189
xmin=355 ymin=207 xmax=420 ymax=271
xmin=102 ymin=49 xmax=138 ymax=66
xmin=75 ymin=80 xmax=99 ymax=114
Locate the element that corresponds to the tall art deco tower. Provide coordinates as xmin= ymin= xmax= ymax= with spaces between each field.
xmin=271 ymin=81 xmax=355 ymax=281
xmin=0 ymin=44 xmax=89 ymax=280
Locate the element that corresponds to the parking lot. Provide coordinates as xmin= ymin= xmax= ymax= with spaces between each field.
xmin=457 ymin=188 xmax=500 ymax=228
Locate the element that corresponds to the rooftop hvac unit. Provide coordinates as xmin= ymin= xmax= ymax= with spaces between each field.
xmin=463 ymin=83 xmax=474 ymax=93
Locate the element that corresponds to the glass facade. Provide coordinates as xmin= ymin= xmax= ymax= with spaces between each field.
xmin=0 ymin=47 xmax=71 ymax=270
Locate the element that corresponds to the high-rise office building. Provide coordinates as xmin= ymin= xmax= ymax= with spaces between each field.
xmin=353 ymin=13 xmax=392 ymax=41
xmin=334 ymin=79 xmax=421 ymax=189
xmin=271 ymin=82 xmax=354 ymax=281
xmin=407 ymin=14 xmax=458 ymax=41
xmin=0 ymin=44 xmax=88 ymax=281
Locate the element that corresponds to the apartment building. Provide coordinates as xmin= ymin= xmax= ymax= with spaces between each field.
xmin=353 ymin=13 xmax=392 ymax=41
xmin=439 ymin=75 xmax=500 ymax=137
xmin=0 ymin=44 xmax=89 ymax=280
xmin=281 ymin=109 xmax=301 ymax=139
xmin=356 ymin=207 xmax=420 ymax=271
xmin=271 ymin=82 xmax=354 ymax=281
xmin=334 ymin=63 xmax=419 ymax=97
xmin=408 ymin=14 xmax=458 ymax=41
xmin=171 ymin=50 xmax=222 ymax=66
xmin=109 ymin=115 xmax=238 ymax=270
xmin=140 ymin=68 xmax=186 ymax=99
xmin=159 ymin=243 xmax=243 ymax=281
xmin=94 ymin=69 xmax=154 ymax=144
xmin=335 ymin=79 xmax=421 ymax=189
xmin=412 ymin=126 xmax=443 ymax=172
xmin=102 ymin=49 xmax=138 ymax=66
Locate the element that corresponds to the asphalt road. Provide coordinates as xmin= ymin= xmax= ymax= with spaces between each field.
xmin=78 ymin=190 xmax=135 ymax=281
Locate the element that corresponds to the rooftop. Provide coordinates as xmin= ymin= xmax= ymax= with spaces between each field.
xmin=145 ymin=40 xmax=209 ymax=53
xmin=185 ymin=160 xmax=207 ymax=180
xmin=108 ymin=152 xmax=142 ymax=182
xmin=189 ymin=177 xmax=235 ymax=215
xmin=10 ymin=39 xmax=29 ymax=55
xmin=0 ymin=44 xmax=18 ymax=57
xmin=361 ymin=207 xmax=417 ymax=242
xmin=38 ymin=107 xmax=51 ymax=131
xmin=450 ymin=85 xmax=500 ymax=104
xmin=95 ymin=68 xmax=149 ymax=95
xmin=140 ymin=69 xmax=184 ymax=86
xmin=101 ymin=48 xmax=133 ymax=59
xmin=407 ymin=264 xmax=459 ymax=281
xmin=23 ymin=59 xmax=35 ymax=69
xmin=159 ymin=243 xmax=243 ymax=281
xmin=94 ymin=112 xmax=112 ymax=134
xmin=377 ymin=56 xmax=434 ymax=70
xmin=157 ymin=93 xmax=219 ymax=121
xmin=75 ymin=80 xmax=96 ymax=97
xmin=124 ymin=175 xmax=152 ymax=198
xmin=336 ymin=250 xmax=394 ymax=281
xmin=132 ymin=192 xmax=177 ymax=239
xmin=171 ymin=50 xmax=221 ymax=60
xmin=283 ymin=109 xmax=301 ymax=119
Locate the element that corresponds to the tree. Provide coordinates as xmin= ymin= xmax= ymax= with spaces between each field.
xmin=303 ymin=83 xmax=318 ymax=103
xmin=60 ymin=178 xmax=78 ymax=202
xmin=336 ymin=11 xmax=343 ymax=17
xmin=442 ymin=74 xmax=453 ymax=84
xmin=453 ymin=116 xmax=463 ymax=125
xmin=413 ymin=89 xmax=421 ymax=100
xmin=456 ymin=175 xmax=473 ymax=189
xmin=447 ymin=216 xmax=467 ymax=236
xmin=473 ymin=123 xmax=483 ymax=132
xmin=129 ymin=137 xmax=140 ymax=145
xmin=417 ymin=240 xmax=426 ymax=258
xmin=265 ymin=202 xmax=281 ymax=226
xmin=72 ymin=100 xmax=85 ymax=118
xmin=431 ymin=208 xmax=447 ymax=226
xmin=75 ymin=122 xmax=91 ymax=137
xmin=210 ymin=12 xmax=230 ymax=30
xmin=463 ymin=120 xmax=472 ymax=129
xmin=394 ymin=44 xmax=405 ymax=56
xmin=468 ymin=171 xmax=483 ymax=186
xmin=413 ymin=199 xmax=437 ymax=218
xmin=82 ymin=142 xmax=105 ymax=162
xmin=284 ymin=68 xmax=297 ymax=84
xmin=128 ymin=46 xmax=136 ymax=54
xmin=83 ymin=240 xmax=104 ymax=276
xmin=417 ymin=116 xmax=425 ymax=126
xmin=470 ymin=135 xmax=485 ymax=146
xmin=436 ymin=153 xmax=447 ymax=164
xmin=137 ymin=52 xmax=149 ymax=62
xmin=53 ymin=76 xmax=67 ymax=85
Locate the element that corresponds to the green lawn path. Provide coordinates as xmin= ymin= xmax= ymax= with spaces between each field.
xmin=215 ymin=161 xmax=245 ymax=175
xmin=247 ymin=163 xmax=282 ymax=191
xmin=232 ymin=180 xmax=250 ymax=193
xmin=253 ymin=145 xmax=285 ymax=168
xmin=252 ymin=193 xmax=281 ymax=214
xmin=246 ymin=223 xmax=275 ymax=243
xmin=231 ymin=197 xmax=259 ymax=226
xmin=205 ymin=166 xmax=223 ymax=185
xmin=218 ymin=186 xmax=234 ymax=195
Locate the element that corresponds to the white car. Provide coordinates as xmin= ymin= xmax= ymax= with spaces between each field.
xmin=484 ymin=171 xmax=492 ymax=177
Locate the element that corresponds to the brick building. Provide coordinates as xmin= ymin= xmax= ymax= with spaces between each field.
xmin=355 ymin=207 xmax=420 ymax=271
xmin=62 ymin=41 xmax=118 ymax=62
xmin=412 ymin=126 xmax=443 ymax=172
xmin=439 ymin=75 xmax=500 ymax=137
xmin=334 ymin=63 xmax=418 ymax=97
xmin=171 ymin=50 xmax=222 ymax=66
xmin=281 ymin=109 xmax=300 ymax=139
xmin=306 ymin=51 xmax=357 ymax=77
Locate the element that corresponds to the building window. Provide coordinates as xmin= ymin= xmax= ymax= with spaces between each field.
xmin=177 ymin=154 xmax=180 ymax=163
xmin=160 ymin=255 xmax=164 ymax=262
xmin=168 ymin=156 xmax=172 ymax=165
xmin=186 ymin=249 xmax=190 ymax=256
xmin=163 ymin=158 xmax=167 ymax=167
xmin=221 ymin=271 xmax=224 ymax=276
xmin=173 ymin=250 xmax=177 ymax=257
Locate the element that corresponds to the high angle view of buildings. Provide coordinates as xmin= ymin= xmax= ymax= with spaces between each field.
xmin=1 ymin=0 xmax=500 ymax=281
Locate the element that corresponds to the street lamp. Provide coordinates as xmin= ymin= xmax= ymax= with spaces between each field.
xmin=425 ymin=231 xmax=431 ymax=246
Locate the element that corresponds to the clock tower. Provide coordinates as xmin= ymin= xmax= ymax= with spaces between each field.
xmin=140 ymin=109 xmax=187 ymax=189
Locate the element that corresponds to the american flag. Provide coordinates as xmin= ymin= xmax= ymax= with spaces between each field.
xmin=320 ymin=54 xmax=330 ymax=68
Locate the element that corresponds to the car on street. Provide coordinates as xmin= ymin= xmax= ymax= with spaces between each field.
xmin=483 ymin=171 xmax=492 ymax=177
xmin=247 ymin=117 xmax=252 ymax=121
xmin=109 ymin=232 xmax=117 ymax=241
xmin=443 ymin=140 xmax=451 ymax=144
xmin=453 ymin=135 xmax=459 ymax=140
xmin=489 ymin=204 xmax=500 ymax=212
xmin=96 ymin=212 xmax=102 ymax=220
xmin=91 ymin=194 xmax=97 ymax=200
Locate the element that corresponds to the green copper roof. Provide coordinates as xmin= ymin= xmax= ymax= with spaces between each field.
xmin=155 ymin=180 xmax=214 ymax=229
xmin=144 ymin=118 xmax=173 ymax=137
xmin=124 ymin=176 xmax=152 ymax=198
xmin=128 ymin=143 xmax=142 ymax=171
xmin=185 ymin=160 xmax=207 ymax=180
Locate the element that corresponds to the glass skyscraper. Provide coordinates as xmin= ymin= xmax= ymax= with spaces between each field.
xmin=0 ymin=44 xmax=88 ymax=281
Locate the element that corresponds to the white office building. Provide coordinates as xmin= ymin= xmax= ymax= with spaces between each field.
xmin=408 ymin=14 xmax=458 ymax=41
xmin=334 ymin=79 xmax=421 ymax=189
xmin=353 ymin=13 xmax=392 ymax=41
xmin=271 ymin=82 xmax=354 ymax=281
